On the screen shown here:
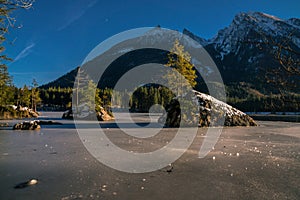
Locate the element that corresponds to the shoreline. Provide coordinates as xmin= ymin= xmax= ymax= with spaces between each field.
xmin=249 ymin=114 xmax=300 ymax=122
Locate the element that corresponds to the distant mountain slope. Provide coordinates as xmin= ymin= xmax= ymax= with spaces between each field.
xmin=42 ymin=12 xmax=299 ymax=93
xmin=40 ymin=67 xmax=79 ymax=89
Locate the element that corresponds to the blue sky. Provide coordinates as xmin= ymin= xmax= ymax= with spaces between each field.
xmin=4 ymin=0 xmax=300 ymax=87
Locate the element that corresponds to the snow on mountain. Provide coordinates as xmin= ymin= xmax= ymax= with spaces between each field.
xmin=209 ymin=11 xmax=300 ymax=57
xmin=45 ymin=12 xmax=299 ymax=94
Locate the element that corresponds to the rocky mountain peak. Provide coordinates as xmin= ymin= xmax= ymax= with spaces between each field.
xmin=183 ymin=28 xmax=208 ymax=46
xmin=205 ymin=11 xmax=300 ymax=61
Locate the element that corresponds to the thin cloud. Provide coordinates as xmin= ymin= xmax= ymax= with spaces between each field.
xmin=58 ymin=0 xmax=98 ymax=31
xmin=87 ymin=0 xmax=98 ymax=8
xmin=14 ymin=43 xmax=35 ymax=62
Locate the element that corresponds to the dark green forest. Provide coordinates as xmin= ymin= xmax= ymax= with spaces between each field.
xmin=37 ymin=84 xmax=300 ymax=113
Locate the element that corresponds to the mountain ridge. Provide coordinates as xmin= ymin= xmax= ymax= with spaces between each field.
xmin=41 ymin=11 xmax=300 ymax=94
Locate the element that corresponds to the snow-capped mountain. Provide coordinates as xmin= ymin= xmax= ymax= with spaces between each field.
xmin=183 ymin=11 xmax=300 ymax=88
xmin=184 ymin=11 xmax=300 ymax=53
xmin=209 ymin=12 xmax=300 ymax=57
xmin=43 ymin=12 xmax=299 ymax=93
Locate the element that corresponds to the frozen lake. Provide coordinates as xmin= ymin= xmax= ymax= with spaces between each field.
xmin=0 ymin=112 xmax=300 ymax=199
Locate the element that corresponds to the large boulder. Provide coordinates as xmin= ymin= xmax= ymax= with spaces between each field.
xmin=160 ymin=90 xmax=257 ymax=127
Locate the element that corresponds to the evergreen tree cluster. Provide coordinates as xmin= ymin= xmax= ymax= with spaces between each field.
xmin=39 ymin=87 xmax=73 ymax=111
xmin=130 ymin=85 xmax=174 ymax=112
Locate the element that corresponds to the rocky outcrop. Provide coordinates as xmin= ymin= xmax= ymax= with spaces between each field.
xmin=13 ymin=121 xmax=41 ymax=130
xmin=158 ymin=98 xmax=198 ymax=127
xmin=12 ymin=120 xmax=62 ymax=130
xmin=62 ymin=107 xmax=114 ymax=121
xmin=62 ymin=109 xmax=73 ymax=119
xmin=0 ymin=106 xmax=39 ymax=120
xmin=161 ymin=99 xmax=181 ymax=127
xmin=196 ymin=91 xmax=257 ymax=127
xmin=96 ymin=107 xmax=114 ymax=121
xmin=160 ymin=90 xmax=257 ymax=127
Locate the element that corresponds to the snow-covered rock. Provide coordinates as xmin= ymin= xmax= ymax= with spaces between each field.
xmin=159 ymin=90 xmax=257 ymax=127
xmin=194 ymin=90 xmax=257 ymax=127
xmin=13 ymin=121 xmax=41 ymax=130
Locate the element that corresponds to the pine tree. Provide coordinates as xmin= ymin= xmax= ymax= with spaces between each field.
xmin=31 ymin=79 xmax=41 ymax=112
xmin=0 ymin=1 xmax=34 ymax=106
xmin=164 ymin=39 xmax=199 ymax=126
xmin=0 ymin=62 xmax=12 ymax=106
xmin=164 ymin=39 xmax=197 ymax=96
xmin=19 ymin=85 xmax=31 ymax=107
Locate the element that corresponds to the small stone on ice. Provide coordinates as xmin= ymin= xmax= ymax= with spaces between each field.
xmin=28 ymin=179 xmax=38 ymax=185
